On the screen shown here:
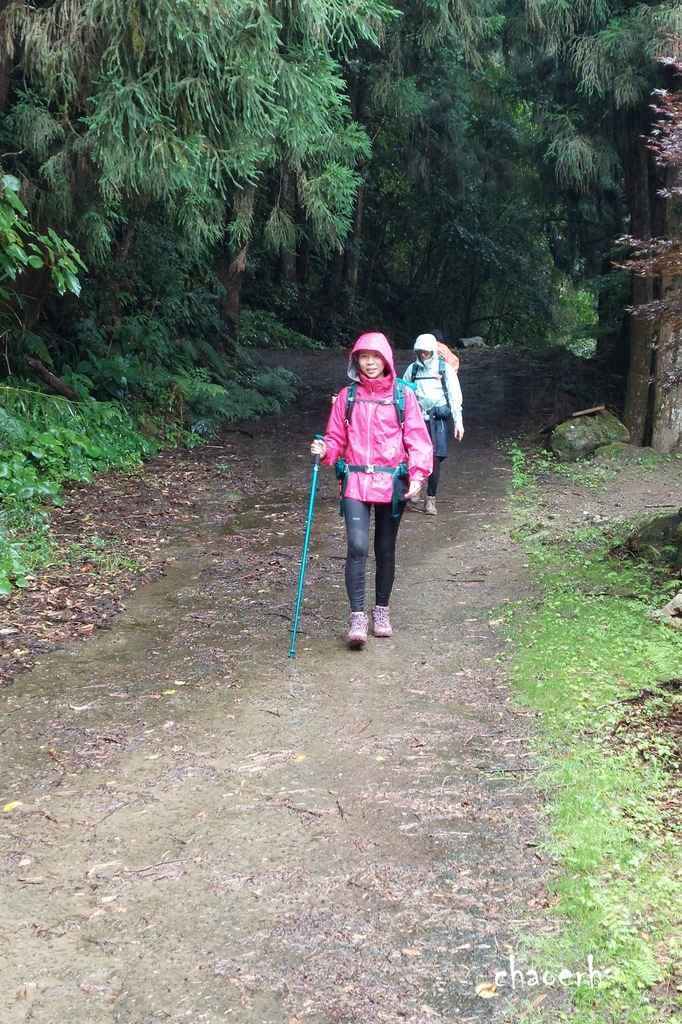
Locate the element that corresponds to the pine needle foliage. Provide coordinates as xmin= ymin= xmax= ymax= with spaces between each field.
xmin=0 ymin=0 xmax=394 ymax=259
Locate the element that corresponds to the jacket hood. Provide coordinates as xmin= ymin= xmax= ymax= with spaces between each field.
xmin=348 ymin=332 xmax=396 ymax=383
xmin=414 ymin=333 xmax=438 ymax=355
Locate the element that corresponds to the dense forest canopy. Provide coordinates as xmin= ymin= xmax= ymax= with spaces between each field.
xmin=1 ymin=0 xmax=682 ymax=451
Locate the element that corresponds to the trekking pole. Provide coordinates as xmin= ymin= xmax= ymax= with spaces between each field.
xmin=289 ymin=435 xmax=323 ymax=659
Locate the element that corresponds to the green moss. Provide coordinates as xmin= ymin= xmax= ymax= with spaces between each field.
xmin=503 ymin=443 xmax=682 ymax=1023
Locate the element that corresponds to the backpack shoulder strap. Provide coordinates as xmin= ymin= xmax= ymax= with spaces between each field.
xmin=346 ymin=379 xmax=405 ymax=430
xmin=410 ymin=363 xmax=418 ymax=383
xmin=344 ymin=382 xmax=357 ymax=424
xmin=393 ymin=378 xmax=405 ymax=429
xmin=438 ymin=355 xmax=451 ymax=408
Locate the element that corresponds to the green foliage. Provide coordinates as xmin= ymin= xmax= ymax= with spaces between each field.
xmin=2 ymin=0 xmax=391 ymax=262
xmin=0 ymin=504 xmax=56 ymax=595
xmin=0 ymin=172 xmax=86 ymax=379
xmin=0 ymin=386 xmax=156 ymax=485
xmin=0 ymin=385 xmax=156 ymax=591
xmin=508 ymin=571 xmax=682 ymax=1021
xmin=238 ymin=309 xmax=323 ymax=350
xmin=503 ymin=446 xmax=682 ymax=1022
xmin=0 ymin=174 xmax=85 ymax=296
xmin=550 ymin=279 xmax=599 ymax=356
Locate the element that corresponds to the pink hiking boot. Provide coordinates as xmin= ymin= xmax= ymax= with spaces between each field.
xmin=347 ymin=611 xmax=368 ymax=647
xmin=371 ymin=605 xmax=393 ymax=638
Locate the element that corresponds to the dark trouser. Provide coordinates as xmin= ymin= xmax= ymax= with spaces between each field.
xmin=344 ymin=498 xmax=405 ymax=611
xmin=427 ymin=455 xmax=446 ymax=497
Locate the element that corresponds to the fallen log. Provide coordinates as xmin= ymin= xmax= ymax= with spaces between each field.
xmin=26 ymin=357 xmax=79 ymax=402
xmin=571 ymin=404 xmax=605 ymax=418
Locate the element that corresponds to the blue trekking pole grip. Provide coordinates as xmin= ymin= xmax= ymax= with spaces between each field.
xmin=289 ymin=435 xmax=323 ymax=658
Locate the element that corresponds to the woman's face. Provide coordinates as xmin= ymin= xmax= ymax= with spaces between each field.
xmin=417 ymin=349 xmax=432 ymax=362
xmin=357 ymin=350 xmax=387 ymax=378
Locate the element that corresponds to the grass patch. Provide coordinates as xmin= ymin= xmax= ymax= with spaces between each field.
xmin=69 ymin=532 xmax=145 ymax=576
xmin=503 ymin=443 xmax=682 ymax=1023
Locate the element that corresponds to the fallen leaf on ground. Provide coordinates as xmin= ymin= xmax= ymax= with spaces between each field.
xmin=3 ymin=801 xmax=23 ymax=812
xmin=475 ymin=982 xmax=499 ymax=999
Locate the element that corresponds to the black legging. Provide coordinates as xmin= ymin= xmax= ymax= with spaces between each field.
xmin=427 ymin=455 xmax=446 ymax=497
xmin=344 ymin=498 xmax=405 ymax=611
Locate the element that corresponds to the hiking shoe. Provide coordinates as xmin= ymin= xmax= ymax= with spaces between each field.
xmin=347 ymin=611 xmax=368 ymax=647
xmin=371 ymin=605 xmax=393 ymax=638
xmin=407 ymin=497 xmax=423 ymax=512
xmin=424 ymin=496 xmax=437 ymax=515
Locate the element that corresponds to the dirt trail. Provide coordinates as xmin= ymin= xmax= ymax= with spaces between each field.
xmin=1 ymin=350 xmax=553 ymax=1024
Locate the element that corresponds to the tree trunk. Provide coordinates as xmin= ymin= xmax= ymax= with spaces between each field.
xmin=217 ymin=245 xmax=249 ymax=332
xmin=623 ymin=273 xmax=656 ymax=445
xmin=651 ymin=340 xmax=682 ymax=453
xmin=651 ymin=168 xmax=682 ymax=453
xmin=342 ymin=182 xmax=364 ymax=310
xmin=217 ymin=189 xmax=255 ymax=334
xmin=327 ymin=251 xmax=343 ymax=303
xmin=622 ymin=122 xmax=657 ymax=445
xmin=277 ymin=169 xmax=296 ymax=285
xmin=296 ymin=237 xmax=309 ymax=287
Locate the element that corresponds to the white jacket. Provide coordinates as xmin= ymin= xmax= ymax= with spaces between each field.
xmin=402 ymin=354 xmax=463 ymax=430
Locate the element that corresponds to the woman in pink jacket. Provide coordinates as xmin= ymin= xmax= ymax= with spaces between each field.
xmin=311 ymin=332 xmax=432 ymax=647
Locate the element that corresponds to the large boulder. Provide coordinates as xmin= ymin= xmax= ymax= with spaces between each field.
xmin=592 ymin=441 xmax=662 ymax=465
xmin=550 ymin=410 xmax=630 ymax=462
xmin=458 ymin=336 xmax=486 ymax=348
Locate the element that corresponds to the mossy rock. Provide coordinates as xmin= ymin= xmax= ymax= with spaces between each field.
xmin=621 ymin=512 xmax=682 ymax=570
xmin=592 ymin=442 xmax=662 ymax=465
xmin=550 ymin=411 xmax=630 ymax=463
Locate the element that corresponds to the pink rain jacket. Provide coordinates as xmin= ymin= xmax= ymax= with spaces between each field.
xmin=321 ymin=333 xmax=433 ymax=504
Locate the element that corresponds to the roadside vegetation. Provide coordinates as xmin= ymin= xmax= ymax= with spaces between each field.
xmin=0 ymin=362 xmax=298 ymax=595
xmin=3 ymin=2 xmax=682 ymax=597
xmin=503 ymin=443 xmax=682 ymax=1023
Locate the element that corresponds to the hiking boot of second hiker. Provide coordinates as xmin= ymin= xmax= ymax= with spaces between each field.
xmin=407 ymin=497 xmax=423 ymax=512
xmin=425 ymin=496 xmax=437 ymax=515
xmin=347 ymin=611 xmax=368 ymax=647
xmin=371 ymin=605 xmax=393 ymax=638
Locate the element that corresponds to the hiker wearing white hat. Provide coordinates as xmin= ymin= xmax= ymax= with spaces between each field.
xmin=403 ymin=333 xmax=464 ymax=515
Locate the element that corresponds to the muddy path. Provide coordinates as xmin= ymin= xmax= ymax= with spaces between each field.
xmin=0 ymin=349 xmax=565 ymax=1024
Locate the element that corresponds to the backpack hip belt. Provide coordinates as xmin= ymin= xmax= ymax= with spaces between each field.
xmin=335 ymin=461 xmax=408 ymax=518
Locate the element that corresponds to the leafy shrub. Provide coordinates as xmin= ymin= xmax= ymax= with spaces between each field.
xmin=0 ymin=386 xmax=157 ymax=591
xmin=238 ymin=309 xmax=323 ymax=350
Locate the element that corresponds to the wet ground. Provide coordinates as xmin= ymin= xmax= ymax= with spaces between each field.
xmin=0 ymin=348 xmax=605 ymax=1024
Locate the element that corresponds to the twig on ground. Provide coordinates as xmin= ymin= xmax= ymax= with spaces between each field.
xmin=350 ymin=719 xmax=372 ymax=738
